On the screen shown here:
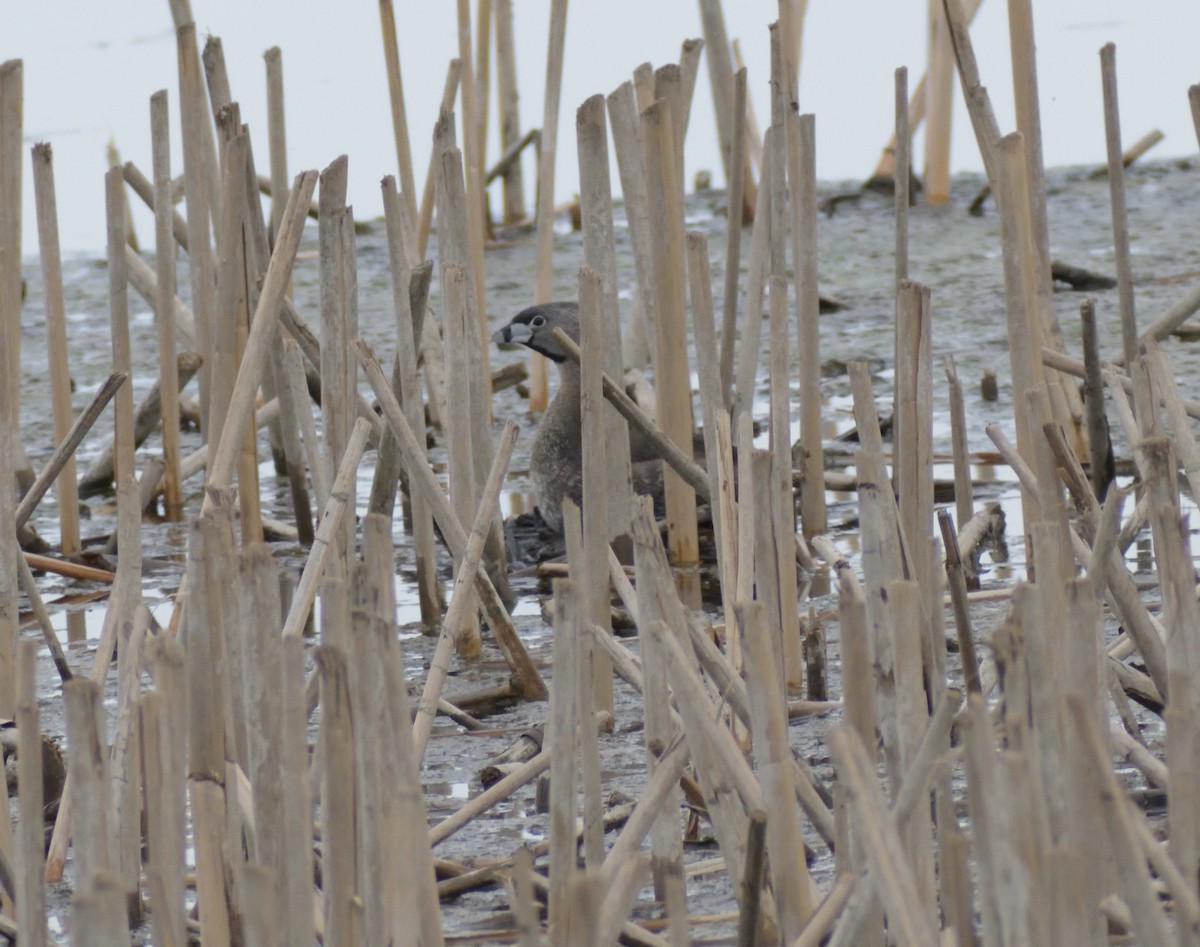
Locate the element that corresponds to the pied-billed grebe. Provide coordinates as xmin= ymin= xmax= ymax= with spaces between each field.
xmin=492 ymin=302 xmax=663 ymax=533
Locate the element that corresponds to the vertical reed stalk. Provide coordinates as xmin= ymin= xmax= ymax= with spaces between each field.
xmin=378 ymin=0 xmax=418 ymax=218
xmin=530 ymin=0 xmax=569 ymax=410
xmin=31 ymin=144 xmax=88 ymax=643
xmin=494 ymin=0 xmax=526 ymax=222
xmin=1100 ymin=44 xmax=1139 ymax=371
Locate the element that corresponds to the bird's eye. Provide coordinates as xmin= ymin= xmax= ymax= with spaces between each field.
xmin=529 ymin=314 xmax=546 ymax=328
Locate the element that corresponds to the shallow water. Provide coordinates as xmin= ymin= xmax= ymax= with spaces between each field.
xmin=13 ymin=158 xmax=1200 ymax=941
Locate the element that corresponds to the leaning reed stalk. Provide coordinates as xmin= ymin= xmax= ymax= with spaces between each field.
xmin=279 ymin=417 xmax=372 ymax=640
xmin=203 ymin=169 xmax=317 ymax=506
xmin=359 ymin=339 xmax=546 ymax=697
xmin=412 ymin=421 xmax=518 ymax=761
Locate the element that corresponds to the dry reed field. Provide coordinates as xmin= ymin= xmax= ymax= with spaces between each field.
xmin=3 ymin=0 xmax=1200 ymax=944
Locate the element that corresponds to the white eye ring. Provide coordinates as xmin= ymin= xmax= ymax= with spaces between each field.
xmin=529 ymin=314 xmax=546 ymax=328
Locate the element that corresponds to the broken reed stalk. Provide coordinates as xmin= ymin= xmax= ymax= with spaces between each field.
xmin=677 ymin=37 xmax=704 ymax=143
xmin=642 ymin=96 xmax=700 ymax=597
xmin=605 ymin=80 xmax=657 ymax=369
xmin=17 ymin=553 xmax=74 ymax=682
xmin=577 ymin=93 xmax=633 ymax=541
xmin=418 ymin=59 xmax=464 ymax=259
xmin=263 ymin=47 xmax=289 ymax=247
xmin=318 ymin=157 xmax=356 ymax=577
xmin=78 ymin=352 xmax=200 ymax=496
xmin=529 ymin=0 xmax=569 ymax=411
xmin=1100 ymin=43 xmax=1139 ymax=370
xmin=31 ymin=143 xmax=88 ymax=642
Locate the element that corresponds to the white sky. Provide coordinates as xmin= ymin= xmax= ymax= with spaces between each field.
xmin=3 ymin=0 xmax=1198 ymax=251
